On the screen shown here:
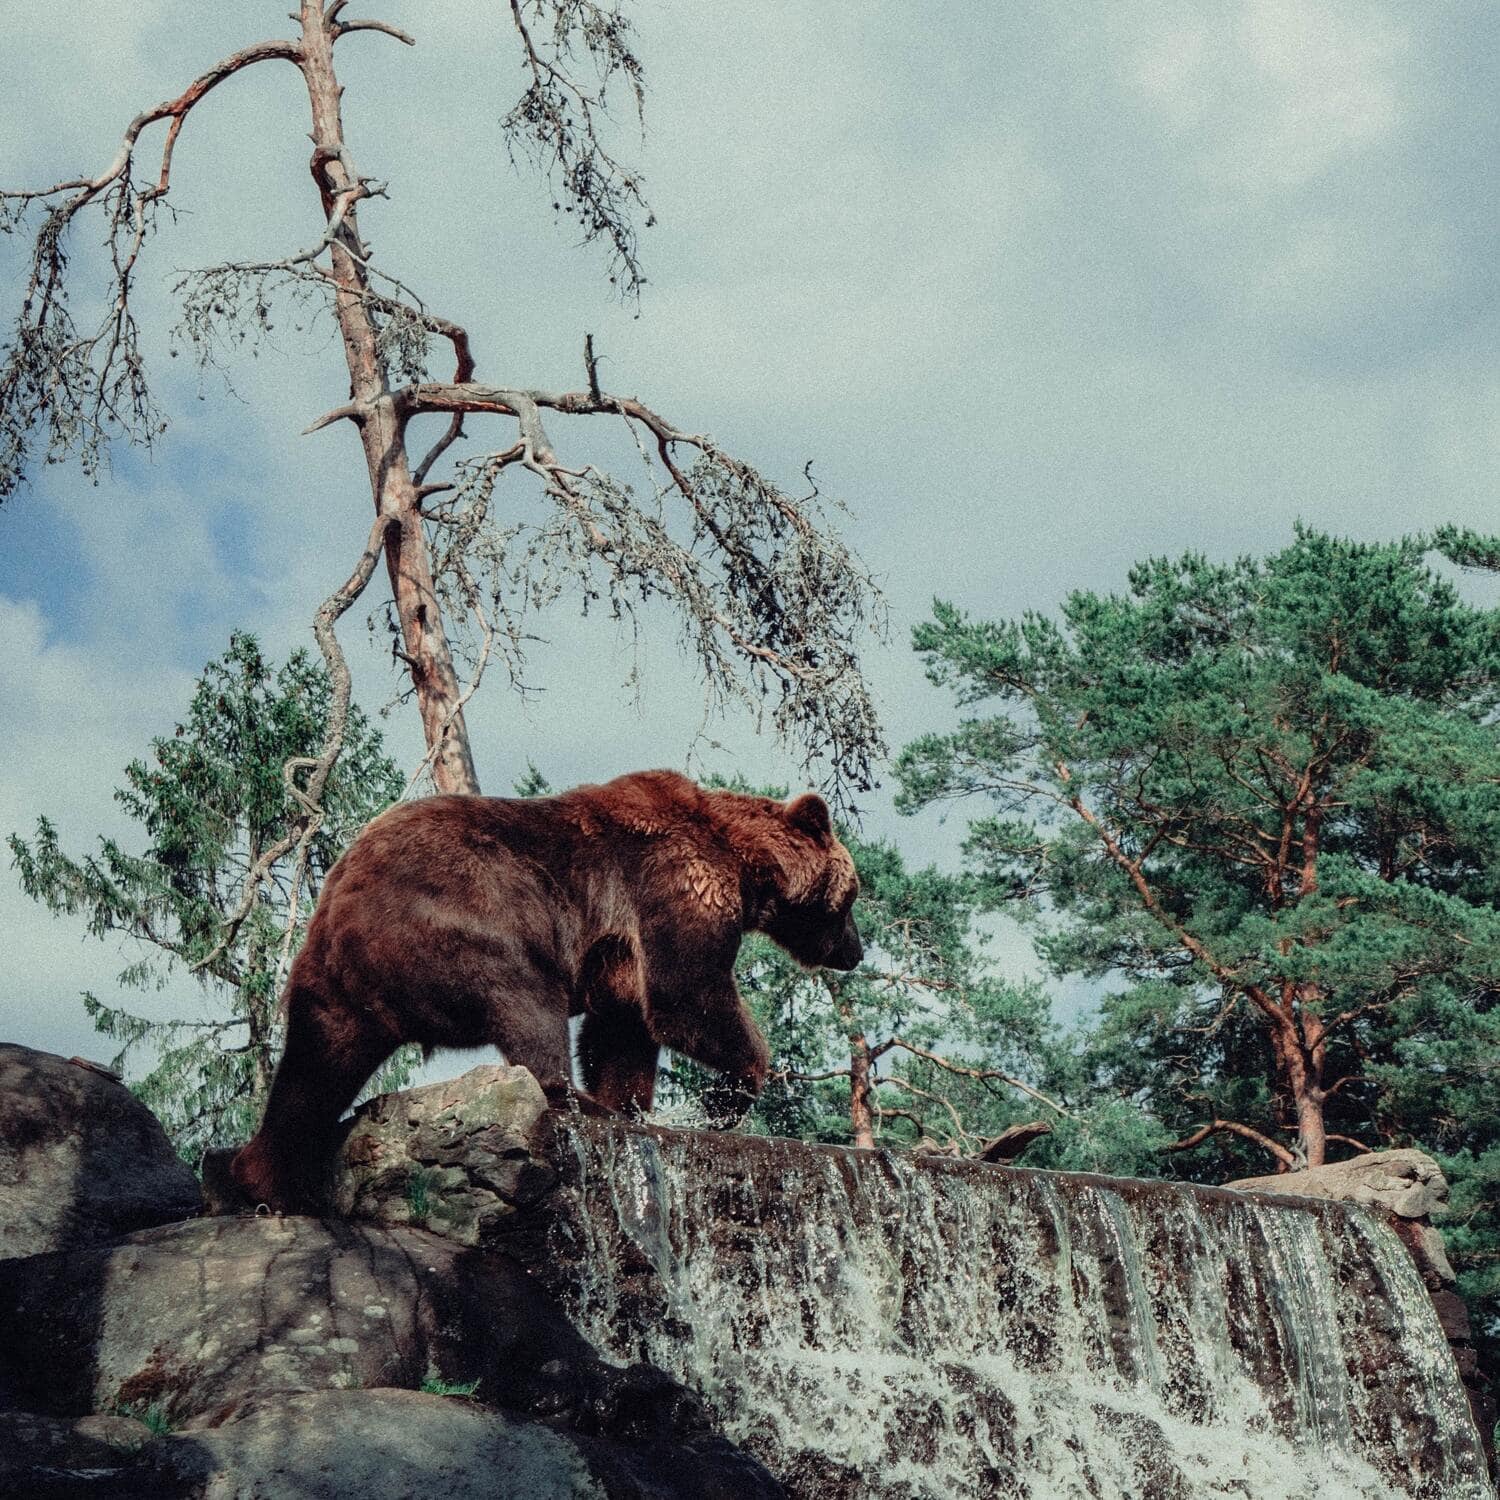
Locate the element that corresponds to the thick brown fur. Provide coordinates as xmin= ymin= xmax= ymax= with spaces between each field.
xmin=231 ymin=770 xmax=861 ymax=1211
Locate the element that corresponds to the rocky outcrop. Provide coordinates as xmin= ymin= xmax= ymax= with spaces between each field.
xmin=0 ymin=1214 xmax=778 ymax=1497
xmin=1229 ymin=1149 xmax=1496 ymax=1482
xmin=1228 ymin=1148 xmax=1452 ymax=1217
xmin=5 ymin=1049 xmax=1494 ymax=1499
xmin=0 ymin=1044 xmax=201 ymax=1258
xmin=0 ymin=1215 xmax=609 ymax=1423
xmin=336 ymin=1063 xmax=559 ymax=1241
xmin=0 ymin=1047 xmax=782 ymax=1500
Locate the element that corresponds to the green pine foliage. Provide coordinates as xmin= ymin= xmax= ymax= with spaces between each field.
xmin=897 ymin=525 xmax=1500 ymax=1375
xmin=9 ymin=632 xmax=411 ymax=1158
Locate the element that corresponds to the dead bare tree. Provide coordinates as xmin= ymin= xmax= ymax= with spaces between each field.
xmin=0 ymin=1 xmax=885 ymax=808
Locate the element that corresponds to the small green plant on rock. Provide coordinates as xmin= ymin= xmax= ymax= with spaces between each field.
xmin=406 ymin=1167 xmax=436 ymax=1224
xmin=117 ymin=1398 xmax=175 ymax=1436
xmin=420 ymin=1371 xmax=481 ymax=1399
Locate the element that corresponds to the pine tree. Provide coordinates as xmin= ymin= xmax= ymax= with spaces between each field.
xmin=897 ymin=526 xmax=1500 ymax=1363
xmin=10 ymin=633 xmax=409 ymax=1156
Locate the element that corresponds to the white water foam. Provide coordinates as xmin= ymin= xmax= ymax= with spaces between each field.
xmin=554 ymin=1124 xmax=1494 ymax=1500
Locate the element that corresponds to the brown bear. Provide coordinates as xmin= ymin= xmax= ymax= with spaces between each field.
xmin=230 ymin=769 xmax=861 ymax=1210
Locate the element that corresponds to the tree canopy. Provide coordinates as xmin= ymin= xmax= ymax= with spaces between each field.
xmin=896 ymin=526 xmax=1500 ymax=1370
xmin=899 ymin=527 xmax=1500 ymax=1175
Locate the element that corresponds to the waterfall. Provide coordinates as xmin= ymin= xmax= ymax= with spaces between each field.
xmin=546 ymin=1120 xmax=1494 ymax=1500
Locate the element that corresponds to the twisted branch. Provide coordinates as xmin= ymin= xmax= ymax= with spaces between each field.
xmin=1165 ymin=1117 xmax=1297 ymax=1168
xmin=191 ymin=513 xmax=396 ymax=976
xmin=884 ymin=1036 xmax=1073 ymax=1119
xmin=385 ymin=374 xmax=885 ymax=799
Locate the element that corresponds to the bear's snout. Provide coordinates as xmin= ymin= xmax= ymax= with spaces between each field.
xmin=827 ymin=917 xmax=863 ymax=971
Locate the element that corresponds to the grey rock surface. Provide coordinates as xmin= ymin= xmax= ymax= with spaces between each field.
xmin=135 ymin=1390 xmax=610 ymax=1499
xmin=0 ymin=1213 xmax=782 ymax=1497
xmin=333 ymin=1063 xmax=558 ymax=1243
xmin=0 ymin=1389 xmax=784 ymax=1500
xmin=70 ymin=1388 xmax=782 ymax=1500
xmin=0 ymin=1043 xmax=201 ymax=1259
xmin=1227 ymin=1147 xmax=1450 ymax=1219
xmin=0 ymin=1408 xmax=149 ymax=1494
xmin=58 ymin=1380 xmax=780 ymax=1500
xmin=0 ymin=1214 xmax=608 ymax=1425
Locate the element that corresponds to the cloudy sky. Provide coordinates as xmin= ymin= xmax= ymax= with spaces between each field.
xmin=3 ymin=1 xmax=1500 ymax=1066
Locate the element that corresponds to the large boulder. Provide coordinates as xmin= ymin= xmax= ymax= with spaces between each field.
xmin=132 ymin=1391 xmax=612 ymax=1499
xmin=335 ymin=1063 xmax=558 ymax=1242
xmin=0 ymin=1214 xmax=782 ymax=1497
xmin=199 ymin=1065 xmax=558 ymax=1239
xmin=0 ymin=1214 xmax=638 ymax=1425
xmin=3 ymin=1389 xmax=783 ymax=1500
xmin=0 ymin=1044 xmax=201 ymax=1259
xmin=1228 ymin=1147 xmax=1451 ymax=1220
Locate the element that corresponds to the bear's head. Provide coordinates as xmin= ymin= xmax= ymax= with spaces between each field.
xmin=751 ymin=792 xmax=863 ymax=972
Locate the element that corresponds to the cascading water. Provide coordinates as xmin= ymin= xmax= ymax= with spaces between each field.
xmin=544 ymin=1120 xmax=1494 ymax=1500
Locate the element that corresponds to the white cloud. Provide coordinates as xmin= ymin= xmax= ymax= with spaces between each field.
xmin=0 ymin=595 xmax=200 ymax=1059
xmin=1129 ymin=0 xmax=1405 ymax=196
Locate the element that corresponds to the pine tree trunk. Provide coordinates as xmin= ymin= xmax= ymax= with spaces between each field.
xmin=848 ymin=1031 xmax=875 ymax=1149
xmin=1271 ymin=1005 xmax=1328 ymax=1168
xmin=1292 ymin=802 xmax=1328 ymax=1166
xmin=296 ymin=3 xmax=479 ymax=795
xmin=1295 ymin=1088 xmax=1327 ymax=1168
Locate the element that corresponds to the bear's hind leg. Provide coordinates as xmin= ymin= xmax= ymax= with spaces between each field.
xmin=231 ymin=983 xmax=397 ymax=1212
xmin=578 ymin=999 xmax=661 ymax=1115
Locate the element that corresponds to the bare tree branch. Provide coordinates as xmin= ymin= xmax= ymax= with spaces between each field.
xmin=503 ymin=0 xmax=651 ymax=295
xmin=878 ymin=1072 xmax=974 ymax=1148
xmin=401 ymin=375 xmax=886 ymax=799
xmin=884 ymin=1037 xmax=1073 ymax=1118
xmin=0 ymin=37 xmax=302 ymax=498
xmin=333 ymin=18 xmax=416 ymax=45
xmin=1165 ymin=1117 xmax=1297 ymax=1169
xmin=1324 ymin=1132 xmax=1373 ymax=1154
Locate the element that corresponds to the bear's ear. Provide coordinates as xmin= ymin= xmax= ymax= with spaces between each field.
xmin=785 ymin=792 xmax=832 ymax=839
